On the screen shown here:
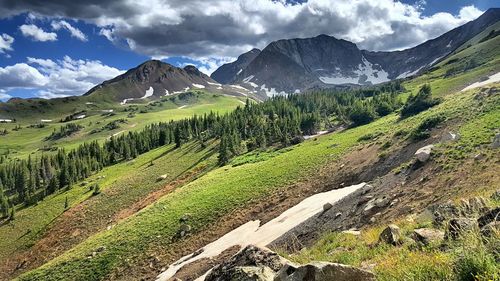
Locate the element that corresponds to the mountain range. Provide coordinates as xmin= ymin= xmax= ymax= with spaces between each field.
xmin=211 ymin=8 xmax=500 ymax=96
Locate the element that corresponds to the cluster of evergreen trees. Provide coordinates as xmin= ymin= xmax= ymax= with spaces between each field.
xmin=0 ymin=81 xmax=404 ymax=214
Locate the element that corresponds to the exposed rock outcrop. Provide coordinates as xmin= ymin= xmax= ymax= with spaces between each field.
xmin=412 ymin=228 xmax=444 ymax=245
xmin=274 ymin=261 xmax=376 ymax=281
xmin=379 ymin=224 xmax=401 ymax=245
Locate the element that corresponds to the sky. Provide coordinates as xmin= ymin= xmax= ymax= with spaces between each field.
xmin=0 ymin=0 xmax=497 ymax=100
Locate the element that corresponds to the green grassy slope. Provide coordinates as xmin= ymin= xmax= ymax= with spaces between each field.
xmin=0 ymin=92 xmax=244 ymax=159
xmin=0 ymin=139 xmax=218 ymax=267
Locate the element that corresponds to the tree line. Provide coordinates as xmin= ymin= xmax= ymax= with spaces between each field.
xmin=0 ymin=81 xmax=405 ymax=217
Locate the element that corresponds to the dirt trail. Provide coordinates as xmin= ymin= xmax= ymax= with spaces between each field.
xmin=157 ymin=183 xmax=366 ymax=281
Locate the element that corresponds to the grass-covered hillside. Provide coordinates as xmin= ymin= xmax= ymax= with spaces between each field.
xmin=0 ymin=21 xmax=499 ymax=281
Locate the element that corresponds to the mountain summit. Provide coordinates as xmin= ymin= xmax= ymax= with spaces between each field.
xmin=212 ymin=8 xmax=500 ymax=96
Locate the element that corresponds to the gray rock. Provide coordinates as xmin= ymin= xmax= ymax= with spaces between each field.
xmin=480 ymin=221 xmax=500 ymax=238
xmin=441 ymin=132 xmax=460 ymax=142
xmin=206 ymin=245 xmax=288 ymax=281
xmin=445 ymin=218 xmax=478 ymax=240
xmin=460 ymin=197 xmax=489 ymax=215
xmin=157 ymin=174 xmax=168 ymax=181
xmin=379 ymin=224 xmax=401 ymax=245
xmin=412 ymin=228 xmax=444 ymax=245
xmin=323 ymin=203 xmax=333 ymax=212
xmin=274 ymin=261 xmax=375 ymax=281
xmin=415 ymin=145 xmax=434 ymax=162
xmin=492 ymin=133 xmax=500 ymax=149
xmin=477 ymin=207 xmax=500 ymax=228
xmin=225 ymin=266 xmax=276 ymax=281
xmin=491 ymin=190 xmax=500 ymax=201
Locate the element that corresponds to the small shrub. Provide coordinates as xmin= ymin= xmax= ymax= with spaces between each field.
xmin=409 ymin=115 xmax=446 ymax=141
xmin=92 ymin=184 xmax=101 ymax=196
xmin=400 ymin=85 xmax=440 ymax=118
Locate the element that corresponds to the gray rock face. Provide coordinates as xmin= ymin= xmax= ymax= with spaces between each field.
xmin=224 ymin=266 xmax=276 ymax=281
xmin=412 ymin=228 xmax=444 ymax=245
xmin=480 ymin=221 xmax=500 ymax=238
xmin=379 ymin=224 xmax=402 ymax=245
xmin=445 ymin=218 xmax=479 ymax=240
xmin=477 ymin=207 xmax=500 ymax=228
xmin=492 ymin=133 xmax=500 ymax=149
xmin=211 ymin=49 xmax=261 ymax=84
xmin=213 ymin=8 xmax=500 ymax=95
xmin=205 ymin=245 xmax=288 ymax=281
xmin=274 ymin=261 xmax=376 ymax=281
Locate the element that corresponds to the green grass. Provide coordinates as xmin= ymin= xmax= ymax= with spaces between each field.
xmin=0 ymin=92 xmax=243 ymax=159
xmin=0 ymin=140 xmax=218 ymax=263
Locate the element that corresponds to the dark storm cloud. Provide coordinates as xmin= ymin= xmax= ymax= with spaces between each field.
xmin=0 ymin=0 xmax=483 ymax=59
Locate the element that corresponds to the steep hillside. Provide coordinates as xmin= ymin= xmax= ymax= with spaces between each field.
xmin=5 ymin=33 xmax=498 ymax=280
xmin=211 ymin=48 xmax=261 ymax=84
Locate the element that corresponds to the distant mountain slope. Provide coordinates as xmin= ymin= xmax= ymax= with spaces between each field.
xmin=216 ymin=8 xmax=500 ymax=96
xmin=211 ymin=48 xmax=261 ymax=84
xmin=85 ymin=60 xmax=218 ymax=102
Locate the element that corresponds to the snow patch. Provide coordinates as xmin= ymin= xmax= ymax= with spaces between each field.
xmin=429 ymin=55 xmax=445 ymax=66
xmin=260 ymin=84 xmax=287 ymax=97
xmin=207 ymin=81 xmax=222 ymax=87
xmin=41 ymin=119 xmax=52 ymax=122
xmin=85 ymin=102 xmax=94 ymax=105
xmin=156 ymin=183 xmax=366 ymax=281
xmin=120 ymin=98 xmax=135 ymax=105
xmin=75 ymin=114 xmax=86 ymax=119
xmin=141 ymin=86 xmax=154 ymax=99
xmin=319 ymin=56 xmax=389 ymax=85
xmin=396 ymin=66 xmax=424 ymax=79
xmin=236 ymin=69 xmax=242 ymax=75
xmin=0 ymin=119 xmax=13 ymax=123
xmin=192 ymin=83 xmax=205 ymax=89
xmin=178 ymin=105 xmax=187 ymax=109
xmin=446 ymin=40 xmax=453 ymax=48
xmin=461 ymin=72 xmax=500 ymax=91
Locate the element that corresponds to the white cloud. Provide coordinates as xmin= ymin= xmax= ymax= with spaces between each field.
xmin=19 ymin=24 xmax=57 ymax=42
xmin=0 ymin=33 xmax=14 ymax=54
xmin=0 ymin=56 xmax=124 ymax=99
xmin=0 ymin=90 xmax=12 ymax=101
xmin=51 ymin=20 xmax=88 ymax=41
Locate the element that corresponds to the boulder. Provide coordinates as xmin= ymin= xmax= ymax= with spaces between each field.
xmin=157 ymin=174 xmax=168 ymax=181
xmin=414 ymin=145 xmax=434 ymax=162
xmin=323 ymin=203 xmax=333 ymax=212
xmin=491 ymin=133 xmax=500 ymax=149
xmin=429 ymin=201 xmax=461 ymax=226
xmin=412 ymin=228 xmax=444 ymax=245
xmin=445 ymin=218 xmax=478 ymax=240
xmin=379 ymin=224 xmax=401 ymax=245
xmin=477 ymin=207 xmax=500 ymax=228
xmin=274 ymin=261 xmax=375 ymax=281
xmin=480 ymin=221 xmax=500 ymax=238
xmin=224 ymin=266 xmax=276 ymax=281
xmin=205 ymin=245 xmax=288 ymax=281
xmin=441 ymin=132 xmax=460 ymax=142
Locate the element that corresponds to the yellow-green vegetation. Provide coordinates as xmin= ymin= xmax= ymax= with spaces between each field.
xmin=0 ymin=140 xmax=218 ymax=262
xmin=0 ymin=92 xmax=243 ymax=159
xmin=283 ymin=218 xmax=499 ymax=281
xmin=16 ymin=78 xmax=500 ymax=280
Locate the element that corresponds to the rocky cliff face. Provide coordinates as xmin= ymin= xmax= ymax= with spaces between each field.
xmin=85 ymin=60 xmax=219 ymax=102
xmin=213 ymin=8 xmax=500 ymax=96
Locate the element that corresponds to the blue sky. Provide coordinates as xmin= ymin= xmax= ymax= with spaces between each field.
xmin=0 ymin=0 xmax=497 ymax=100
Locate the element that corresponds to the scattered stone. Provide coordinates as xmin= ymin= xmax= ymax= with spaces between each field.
xmin=445 ymin=218 xmax=478 ymax=240
xmin=180 ymin=213 xmax=191 ymax=223
xmin=178 ymin=224 xmax=192 ymax=237
xmin=369 ymin=217 xmax=377 ymax=223
xmin=360 ymin=184 xmax=373 ymax=195
xmin=275 ymin=261 xmax=376 ymax=281
xmin=342 ymin=229 xmax=361 ymax=236
xmin=205 ymin=245 xmax=289 ymax=281
xmin=474 ymin=153 xmax=485 ymax=161
xmin=441 ymin=132 xmax=460 ymax=142
xmin=389 ymin=199 xmax=399 ymax=207
xmin=157 ymin=174 xmax=168 ymax=181
xmin=491 ymin=133 xmax=500 ymax=149
xmin=491 ymin=190 xmax=500 ymax=201
xmin=228 ymin=266 xmax=276 ymax=280
xmin=477 ymin=207 xmax=500 ymax=228
xmin=335 ymin=212 xmax=342 ymax=219
xmin=429 ymin=201 xmax=464 ymax=226
xmin=480 ymin=221 xmax=500 ymax=238
xmin=323 ymin=203 xmax=333 ymax=212
xmin=412 ymin=228 xmax=444 ymax=245
xmin=363 ymin=197 xmax=390 ymax=215
xmin=414 ymin=145 xmax=434 ymax=162
xmin=379 ymin=224 xmax=401 ymax=245
xmin=460 ymin=197 xmax=489 ymax=215
xmin=96 ymin=246 xmax=106 ymax=252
